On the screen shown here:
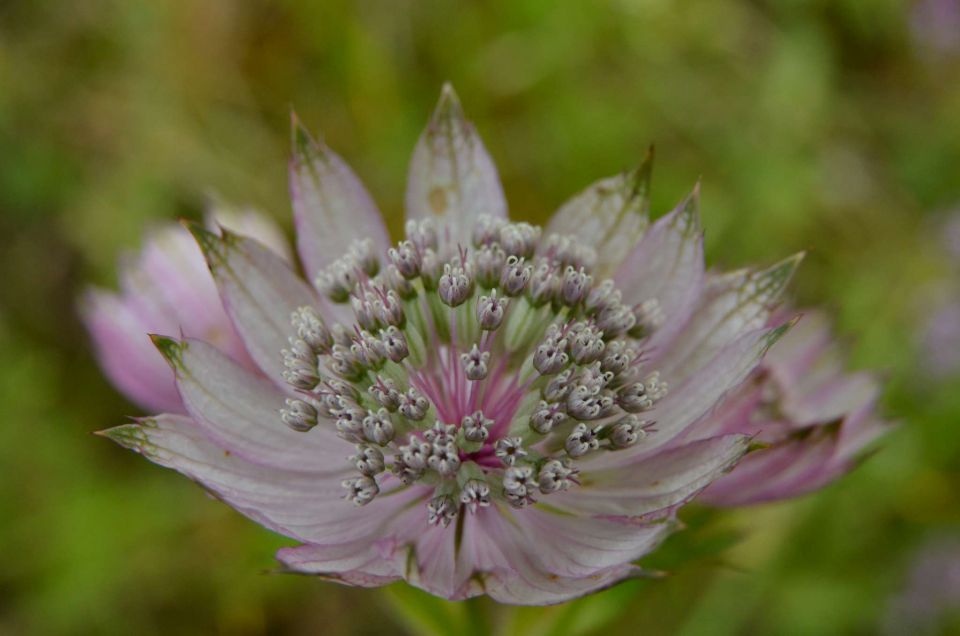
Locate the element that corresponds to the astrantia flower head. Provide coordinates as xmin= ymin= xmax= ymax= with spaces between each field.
xmin=90 ymin=84 xmax=887 ymax=604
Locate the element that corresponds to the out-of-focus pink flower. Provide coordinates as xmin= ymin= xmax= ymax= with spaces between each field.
xmin=94 ymin=85 xmax=887 ymax=604
xmin=883 ymin=537 xmax=960 ymax=635
xmin=912 ymin=0 xmax=960 ymax=59
xmin=82 ymin=207 xmax=289 ymax=413
xmin=696 ymin=311 xmax=890 ymax=506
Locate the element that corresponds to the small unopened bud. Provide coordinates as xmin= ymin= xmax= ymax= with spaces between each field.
xmin=461 ymin=344 xmax=490 ymax=381
xmin=494 ymin=437 xmax=528 ymax=466
xmin=460 ymin=479 xmax=491 ymax=513
xmin=542 ymin=369 xmax=573 ymax=403
xmin=503 ymin=466 xmax=537 ymax=503
xmin=569 ymin=324 xmax=605 ymax=364
xmin=398 ymin=388 xmax=429 ymax=421
xmin=343 ymin=476 xmax=379 ymax=506
xmin=605 ymin=414 xmax=652 ymax=449
xmin=461 ymin=411 xmax=492 ymax=443
xmin=527 ymin=260 xmax=559 ymax=307
xmin=438 ymin=261 xmax=474 ymax=307
xmin=427 ymin=442 xmax=461 ymax=476
xmin=533 ymin=330 xmax=569 ymax=375
xmin=388 ymin=240 xmax=422 ymax=279
xmin=477 ymin=290 xmax=508 ymax=330
xmin=474 ymin=244 xmax=507 ymax=288
xmin=334 ymin=406 xmax=366 ymax=442
xmin=362 ymin=408 xmax=396 ymax=445
xmin=538 ymin=459 xmax=578 ymax=494
xmin=369 ymin=376 xmax=401 ymax=411
xmin=595 ymin=302 xmax=636 ymax=338
xmin=291 ymin=306 xmax=333 ymax=353
xmin=406 ymin=218 xmax=438 ymax=252
xmin=399 ymin=439 xmax=431 ymax=470
xmin=529 ymin=400 xmax=567 ymax=434
xmin=565 ymin=423 xmax=600 ymax=458
xmin=560 ymin=266 xmax=592 ymax=306
xmin=380 ymin=326 xmax=409 ymax=363
xmin=500 ymin=255 xmax=532 ymax=297
xmin=350 ymin=444 xmax=385 ymax=475
xmin=280 ymin=398 xmax=318 ymax=432
xmin=427 ymin=495 xmax=458 ymax=528
xmin=472 ymin=214 xmax=506 ymax=247
xmin=499 ymin=222 xmax=540 ymax=258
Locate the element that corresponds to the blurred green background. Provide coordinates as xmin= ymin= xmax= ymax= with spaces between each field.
xmin=2 ymin=0 xmax=960 ymax=634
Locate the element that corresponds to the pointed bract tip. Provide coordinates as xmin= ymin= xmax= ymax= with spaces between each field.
xmin=97 ymin=423 xmax=151 ymax=453
xmin=182 ymin=219 xmax=225 ymax=262
xmin=150 ymin=334 xmax=185 ymax=370
xmin=764 ymin=317 xmax=800 ymax=352
xmin=290 ymin=110 xmax=321 ymax=158
xmin=630 ymin=145 xmax=655 ymax=205
xmin=433 ymin=82 xmax=465 ymax=121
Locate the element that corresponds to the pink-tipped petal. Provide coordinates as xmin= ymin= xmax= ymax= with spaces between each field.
xmin=555 ymin=435 xmax=750 ymax=516
xmin=81 ymin=289 xmax=183 ymax=413
xmin=406 ymin=83 xmax=507 ymax=248
xmin=546 ymin=152 xmax=652 ymax=278
xmin=187 ymin=225 xmax=321 ymax=386
xmin=657 ymin=254 xmax=803 ymax=380
xmin=152 ymin=336 xmax=347 ymax=471
xmin=289 ymin=115 xmax=391 ymax=280
xmin=614 ymin=187 xmax=705 ymax=354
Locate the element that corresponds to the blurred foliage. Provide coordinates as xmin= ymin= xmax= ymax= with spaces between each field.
xmin=1 ymin=0 xmax=959 ymax=634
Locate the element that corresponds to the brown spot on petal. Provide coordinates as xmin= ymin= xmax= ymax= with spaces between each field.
xmin=429 ymin=187 xmax=448 ymax=215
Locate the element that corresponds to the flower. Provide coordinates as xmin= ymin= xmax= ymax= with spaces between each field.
xmin=81 ymin=205 xmax=289 ymax=412
xmin=696 ymin=310 xmax=891 ymax=506
xmin=92 ymin=85 xmax=884 ymax=604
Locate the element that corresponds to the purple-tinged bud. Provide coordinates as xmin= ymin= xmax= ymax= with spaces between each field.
xmin=369 ymin=376 xmax=402 ymax=411
xmin=406 ymin=218 xmax=438 ymax=252
xmin=495 ymin=437 xmax=528 ymax=466
xmin=500 ymin=255 xmax=532 ymax=297
xmin=595 ymin=302 xmax=636 ymax=338
xmin=350 ymin=444 xmax=385 ymax=475
xmin=461 ymin=344 xmax=490 ymax=381
xmin=343 ymin=476 xmax=378 ymax=506
xmin=529 ymin=400 xmax=567 ymax=434
xmin=280 ymin=398 xmax=318 ymax=432
xmin=380 ymin=326 xmax=409 ymax=363
xmin=527 ymin=260 xmax=560 ymax=307
xmin=477 ymin=290 xmax=508 ymax=330
xmin=538 ymin=459 xmax=578 ymax=494
xmin=398 ymin=388 xmax=429 ymax=421
xmin=350 ymin=331 xmax=386 ymax=369
xmin=460 ymin=480 xmax=491 ymax=513
xmin=617 ymin=372 xmax=667 ymax=412
xmin=362 ymin=408 xmax=396 ymax=445
xmin=474 ymin=244 xmax=507 ymax=288
xmin=461 ymin=411 xmax=492 ymax=442
xmin=600 ymin=340 xmax=634 ymax=376
xmin=584 ymin=279 xmax=620 ymax=314
xmin=565 ymin=423 xmax=600 ymax=458
xmin=560 ymin=266 xmax=592 ymax=306
xmin=503 ymin=465 xmax=537 ymax=496
xmin=334 ymin=405 xmax=366 ymax=442
xmin=424 ymin=421 xmax=457 ymax=445
xmin=392 ymin=456 xmax=424 ymax=485
xmin=427 ymin=442 xmax=461 ymax=476
xmin=399 ymin=439 xmax=431 ymax=470
xmin=388 ymin=240 xmax=422 ymax=279
xmin=533 ymin=329 xmax=569 ymax=375
xmin=629 ymin=298 xmax=665 ymax=339
xmin=605 ymin=414 xmax=652 ymax=449
xmin=427 ymin=495 xmax=458 ymax=527
xmin=316 ymin=259 xmax=361 ymax=303
xmin=499 ymin=222 xmax=541 ymax=258
xmin=472 ymin=214 xmax=506 ymax=247
xmin=330 ymin=324 xmax=354 ymax=347
xmin=569 ymin=324 xmax=605 ymax=364
xmin=381 ymin=264 xmax=416 ymax=299
xmin=541 ymin=234 xmax=596 ymax=270
xmin=375 ymin=290 xmax=405 ymax=327
xmin=543 ymin=369 xmax=574 ymax=403
xmin=438 ymin=261 xmax=474 ymax=307
xmin=291 ymin=306 xmax=333 ymax=353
